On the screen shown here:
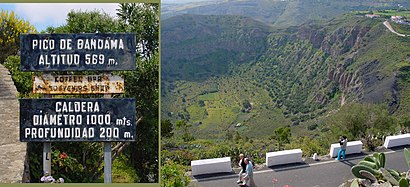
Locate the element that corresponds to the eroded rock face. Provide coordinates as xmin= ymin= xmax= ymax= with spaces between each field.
xmin=299 ymin=21 xmax=399 ymax=112
xmin=298 ymin=24 xmax=370 ymax=57
xmin=297 ymin=23 xmax=372 ymax=106
xmin=0 ymin=64 xmax=28 ymax=183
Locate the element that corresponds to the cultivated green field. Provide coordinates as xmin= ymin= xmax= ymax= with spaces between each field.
xmin=355 ymin=9 xmax=410 ymax=17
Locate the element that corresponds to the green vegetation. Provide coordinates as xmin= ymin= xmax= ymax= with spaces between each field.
xmin=161 ymin=102 xmax=400 ymax=173
xmin=0 ymin=10 xmax=36 ymax=63
xmin=3 ymin=55 xmax=33 ymax=96
xmin=353 ymin=9 xmax=410 ymax=35
xmin=271 ymin=126 xmax=291 ymax=150
xmin=161 ymin=14 xmax=271 ymax=82
xmin=325 ymin=103 xmax=397 ymax=151
xmin=161 ymin=160 xmax=190 ymax=187
xmin=391 ymin=22 xmax=410 ymax=35
xmin=354 ymin=9 xmax=410 ymax=18
xmin=161 ymin=9 xmax=410 ymax=181
xmin=163 ymin=0 xmax=410 ymax=28
xmin=161 ymin=119 xmax=174 ymax=138
xmin=162 ymin=14 xmax=409 ymax=139
xmin=2 ymin=3 xmax=158 ymax=183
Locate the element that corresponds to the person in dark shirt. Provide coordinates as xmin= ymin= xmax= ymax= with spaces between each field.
xmin=336 ymin=135 xmax=348 ymax=160
xmin=237 ymin=153 xmax=247 ymax=184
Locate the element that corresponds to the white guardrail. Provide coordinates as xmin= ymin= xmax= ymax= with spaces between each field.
xmin=329 ymin=140 xmax=362 ymax=158
xmin=191 ymin=157 xmax=232 ymax=176
xmin=383 ymin=134 xmax=410 ymax=148
xmin=266 ymin=149 xmax=303 ymax=167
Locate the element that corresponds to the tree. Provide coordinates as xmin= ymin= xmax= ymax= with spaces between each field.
xmin=234 ymin=131 xmax=242 ymax=143
xmin=225 ymin=130 xmax=233 ymax=142
xmin=242 ymin=100 xmax=252 ymax=109
xmin=45 ymin=10 xmax=120 ymax=33
xmin=198 ymin=100 xmax=205 ymax=107
xmin=116 ymin=4 xmax=159 ymax=181
xmin=272 ymin=126 xmax=291 ymax=150
xmin=0 ymin=10 xmax=36 ymax=63
xmin=327 ymin=103 xmax=397 ymax=151
xmin=117 ymin=3 xmax=159 ymax=59
xmin=161 ymin=119 xmax=174 ymax=138
xmin=399 ymin=117 xmax=410 ymax=133
xmin=176 ymin=120 xmax=193 ymax=142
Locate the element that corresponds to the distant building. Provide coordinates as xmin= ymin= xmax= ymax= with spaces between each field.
xmin=391 ymin=16 xmax=403 ymax=21
xmin=365 ymin=14 xmax=380 ymax=18
xmin=391 ymin=16 xmax=410 ymax=25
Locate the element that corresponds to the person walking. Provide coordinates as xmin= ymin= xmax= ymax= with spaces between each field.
xmin=336 ymin=136 xmax=348 ymax=160
xmin=243 ymin=158 xmax=256 ymax=187
xmin=237 ymin=154 xmax=247 ymax=184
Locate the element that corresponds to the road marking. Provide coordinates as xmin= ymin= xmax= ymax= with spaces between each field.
xmin=191 ymin=150 xmax=399 ymax=182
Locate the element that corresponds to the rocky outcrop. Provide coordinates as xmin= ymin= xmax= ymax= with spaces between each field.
xmin=327 ymin=64 xmax=361 ymax=104
xmin=297 ymin=26 xmax=325 ymax=48
xmin=327 ymin=59 xmax=399 ymax=113
xmin=300 ymin=26 xmax=370 ymax=57
xmin=359 ymin=60 xmax=399 ymax=113
xmin=299 ymin=21 xmax=400 ymax=109
xmin=0 ymin=64 xmax=28 ymax=183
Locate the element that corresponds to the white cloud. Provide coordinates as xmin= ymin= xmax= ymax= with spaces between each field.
xmin=14 ymin=3 xmax=118 ymax=31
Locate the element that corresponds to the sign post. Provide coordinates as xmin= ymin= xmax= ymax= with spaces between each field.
xmin=43 ymin=142 xmax=51 ymax=175
xmin=20 ymin=33 xmax=137 ymax=183
xmin=104 ymin=142 xmax=112 ymax=183
xmin=104 ymin=94 xmax=112 ymax=183
xmin=43 ymin=94 xmax=52 ymax=176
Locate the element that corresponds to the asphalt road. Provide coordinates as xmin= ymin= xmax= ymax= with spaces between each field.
xmin=191 ymin=147 xmax=410 ymax=187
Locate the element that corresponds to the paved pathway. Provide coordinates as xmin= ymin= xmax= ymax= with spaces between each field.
xmin=192 ymin=147 xmax=410 ymax=187
xmin=0 ymin=64 xmax=27 ymax=183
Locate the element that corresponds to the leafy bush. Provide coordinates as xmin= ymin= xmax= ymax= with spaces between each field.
xmin=286 ymin=136 xmax=328 ymax=157
xmin=0 ymin=10 xmax=36 ymax=63
xmin=161 ymin=160 xmax=190 ymax=187
xmin=3 ymin=55 xmax=33 ymax=95
xmin=161 ymin=119 xmax=174 ymax=138
xmin=161 ymin=149 xmax=198 ymax=166
xmin=27 ymin=142 xmax=102 ymax=183
xmin=326 ymin=103 xmax=397 ymax=142
xmin=161 ymin=138 xmax=275 ymax=169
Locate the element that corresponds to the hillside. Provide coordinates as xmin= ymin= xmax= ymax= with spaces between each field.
xmin=161 ymin=13 xmax=410 ymax=139
xmin=162 ymin=0 xmax=410 ymax=27
xmin=161 ymin=14 xmax=272 ymax=82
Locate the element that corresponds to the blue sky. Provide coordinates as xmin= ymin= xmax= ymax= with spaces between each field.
xmin=0 ymin=3 xmax=118 ymax=32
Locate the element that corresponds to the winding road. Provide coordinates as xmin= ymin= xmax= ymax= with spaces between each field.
xmin=383 ymin=21 xmax=408 ymax=37
xmin=192 ymin=146 xmax=410 ymax=187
